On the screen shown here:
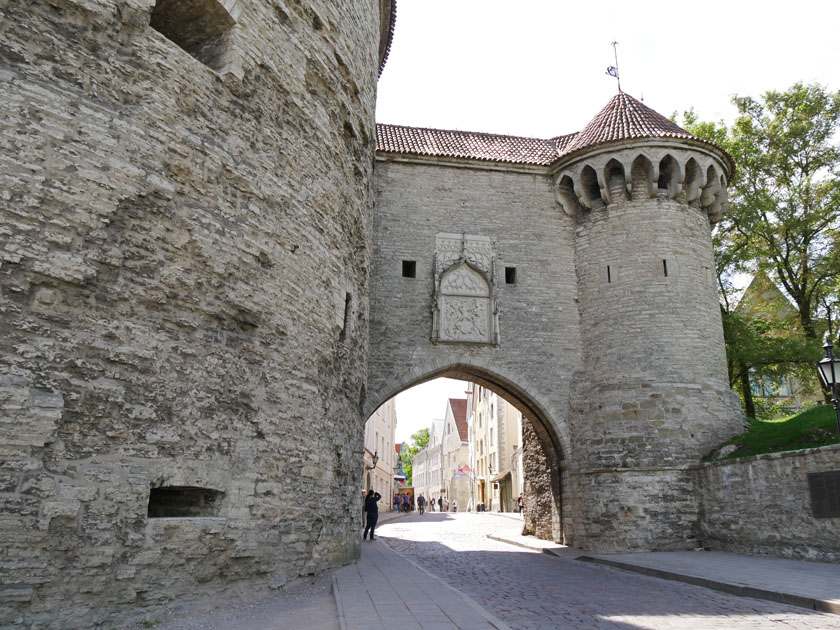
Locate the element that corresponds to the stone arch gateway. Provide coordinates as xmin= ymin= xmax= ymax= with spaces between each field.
xmin=365 ymin=363 xmax=568 ymax=543
xmin=372 ymin=93 xmax=744 ymax=553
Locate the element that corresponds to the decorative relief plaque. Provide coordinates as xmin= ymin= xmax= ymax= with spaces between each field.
xmin=432 ymin=233 xmax=499 ymax=345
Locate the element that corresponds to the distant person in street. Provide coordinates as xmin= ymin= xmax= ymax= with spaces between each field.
xmin=401 ymin=493 xmax=408 ymax=512
xmin=438 ymin=497 xmax=443 ymax=512
xmin=417 ymin=494 xmax=426 ymax=515
xmin=428 ymin=497 xmax=434 ymax=512
xmin=363 ymin=489 xmax=381 ymax=541
xmin=518 ymin=493 xmax=524 ymax=513
xmin=452 ymin=499 xmax=457 ymax=512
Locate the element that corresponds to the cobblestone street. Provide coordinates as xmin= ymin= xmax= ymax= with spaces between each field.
xmin=376 ymin=513 xmax=840 ymax=630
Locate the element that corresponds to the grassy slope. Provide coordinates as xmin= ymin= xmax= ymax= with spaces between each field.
xmin=703 ymin=404 xmax=839 ymax=462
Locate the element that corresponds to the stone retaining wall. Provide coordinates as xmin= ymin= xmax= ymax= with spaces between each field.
xmin=691 ymin=444 xmax=840 ymax=562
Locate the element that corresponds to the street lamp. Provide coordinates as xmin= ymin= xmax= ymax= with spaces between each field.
xmin=365 ymin=451 xmax=379 ymax=470
xmin=816 ymin=342 xmax=840 ymax=437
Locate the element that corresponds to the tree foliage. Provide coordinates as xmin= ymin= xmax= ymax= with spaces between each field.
xmin=399 ymin=428 xmax=429 ymax=486
xmin=680 ymin=83 xmax=840 ymax=415
xmin=683 ymin=83 xmax=840 ymax=339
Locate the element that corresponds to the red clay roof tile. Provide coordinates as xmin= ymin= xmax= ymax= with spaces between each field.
xmin=376 ymin=124 xmax=564 ymax=166
xmin=448 ymin=398 xmax=468 ymax=441
xmin=376 ymin=92 xmax=729 ymax=169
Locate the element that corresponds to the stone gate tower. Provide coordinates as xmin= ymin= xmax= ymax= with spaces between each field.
xmin=556 ymin=93 xmax=743 ymax=550
xmin=370 ymin=92 xmax=745 ymax=553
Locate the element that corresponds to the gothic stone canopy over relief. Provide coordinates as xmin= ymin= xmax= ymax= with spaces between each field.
xmin=432 ymin=233 xmax=499 ymax=344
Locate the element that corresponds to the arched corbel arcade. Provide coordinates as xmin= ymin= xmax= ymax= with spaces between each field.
xmin=552 ymin=140 xmax=730 ymax=226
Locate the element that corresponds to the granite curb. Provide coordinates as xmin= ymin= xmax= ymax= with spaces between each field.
xmin=577 ymin=555 xmax=840 ymax=616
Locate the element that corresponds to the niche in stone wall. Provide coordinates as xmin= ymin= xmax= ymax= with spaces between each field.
xmin=148 ymin=486 xmax=224 ymax=518
xmin=150 ymin=0 xmax=240 ymax=72
xmin=432 ymin=233 xmax=499 ymax=345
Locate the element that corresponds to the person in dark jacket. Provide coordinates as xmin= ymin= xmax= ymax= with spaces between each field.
xmin=363 ymin=490 xmax=381 ymax=541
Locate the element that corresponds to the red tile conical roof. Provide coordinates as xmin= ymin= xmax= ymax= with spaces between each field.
xmin=561 ymin=92 xmax=693 ymax=157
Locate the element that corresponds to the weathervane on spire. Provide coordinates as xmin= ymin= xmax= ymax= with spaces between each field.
xmin=606 ymin=41 xmax=621 ymax=92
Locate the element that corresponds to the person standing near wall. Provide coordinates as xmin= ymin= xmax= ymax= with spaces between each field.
xmin=363 ymin=490 xmax=381 ymax=541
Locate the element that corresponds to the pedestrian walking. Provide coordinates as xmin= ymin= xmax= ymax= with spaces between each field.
xmin=518 ymin=493 xmax=524 ymax=513
xmin=417 ymin=494 xmax=426 ymax=515
xmin=428 ymin=497 xmax=434 ymax=512
xmin=363 ymin=489 xmax=381 ymax=541
xmin=452 ymin=499 xmax=457 ymax=512
xmin=438 ymin=497 xmax=443 ymax=512
xmin=393 ymin=494 xmax=399 ymax=512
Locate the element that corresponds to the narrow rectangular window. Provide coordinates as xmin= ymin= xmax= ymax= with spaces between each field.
xmin=402 ymin=260 xmax=416 ymax=278
xmin=339 ymin=292 xmax=351 ymax=341
xmin=663 ymin=259 xmax=668 ymax=277
xmin=505 ymin=267 xmax=517 ymax=284
xmin=607 ymin=265 xmax=612 ymax=283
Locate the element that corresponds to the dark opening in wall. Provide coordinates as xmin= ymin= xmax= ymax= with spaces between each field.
xmin=505 ymin=267 xmax=517 ymax=284
xmin=607 ymin=265 xmax=612 ymax=283
xmin=339 ymin=292 xmax=351 ymax=342
xmin=402 ymin=260 xmax=416 ymax=278
xmin=663 ymin=259 xmax=668 ymax=277
xmin=150 ymin=0 xmax=236 ymax=71
xmin=148 ymin=486 xmax=223 ymax=518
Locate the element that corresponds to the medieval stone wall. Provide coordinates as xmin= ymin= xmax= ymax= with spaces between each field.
xmin=371 ymin=147 xmax=745 ymax=553
xmin=692 ymin=444 xmax=840 ymax=562
xmin=0 ymin=0 xmax=380 ymax=627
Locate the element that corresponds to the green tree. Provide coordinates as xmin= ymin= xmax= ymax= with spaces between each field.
xmin=399 ymin=428 xmax=429 ymax=486
xmin=683 ymin=83 xmax=840 ymax=339
xmin=721 ymin=308 xmax=819 ymax=418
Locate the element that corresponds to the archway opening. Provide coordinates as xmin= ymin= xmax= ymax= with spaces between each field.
xmin=362 ymin=368 xmax=567 ymax=545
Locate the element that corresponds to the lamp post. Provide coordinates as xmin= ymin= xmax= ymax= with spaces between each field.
xmin=365 ymin=451 xmax=379 ymax=470
xmin=816 ymin=342 xmax=840 ymax=437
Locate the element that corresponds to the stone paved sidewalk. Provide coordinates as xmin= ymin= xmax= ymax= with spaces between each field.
xmin=333 ymin=537 xmax=510 ymax=629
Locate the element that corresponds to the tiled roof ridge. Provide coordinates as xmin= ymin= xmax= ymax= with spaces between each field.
xmin=376 ymin=93 xmax=731 ymax=170
xmin=376 ymin=123 xmax=563 ymax=166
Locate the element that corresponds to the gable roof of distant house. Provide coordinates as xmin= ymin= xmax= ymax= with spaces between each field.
xmin=448 ymin=398 xmax=468 ymax=441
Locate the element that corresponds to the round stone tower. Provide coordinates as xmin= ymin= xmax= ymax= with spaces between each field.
xmin=0 ymin=0 xmax=393 ymax=627
xmin=555 ymin=93 xmax=744 ymax=551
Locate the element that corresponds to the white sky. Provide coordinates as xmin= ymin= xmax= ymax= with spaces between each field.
xmin=382 ymin=0 xmax=839 ymax=443
xmin=377 ymin=0 xmax=840 ymax=138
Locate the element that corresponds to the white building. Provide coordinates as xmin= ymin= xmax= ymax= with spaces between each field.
xmin=441 ymin=398 xmax=469 ymax=511
xmin=364 ymin=398 xmax=397 ymax=500
xmin=467 ymin=384 xmax=523 ymax=512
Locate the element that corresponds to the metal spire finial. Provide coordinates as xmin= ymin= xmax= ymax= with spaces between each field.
xmin=606 ymin=41 xmax=621 ymax=92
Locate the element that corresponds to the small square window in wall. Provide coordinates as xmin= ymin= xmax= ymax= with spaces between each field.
xmin=150 ymin=0 xmax=238 ymax=72
xmin=505 ymin=267 xmax=517 ymax=285
xmin=402 ymin=260 xmax=416 ymax=278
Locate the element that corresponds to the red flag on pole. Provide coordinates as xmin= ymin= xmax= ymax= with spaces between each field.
xmin=458 ymin=465 xmax=472 ymax=473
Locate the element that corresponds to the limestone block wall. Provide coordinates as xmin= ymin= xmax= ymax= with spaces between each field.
xmin=0 ymin=0 xmax=380 ymax=627
xmin=572 ymin=196 xmax=742 ymax=469
xmin=561 ymin=144 xmax=744 ymax=551
xmin=370 ymin=157 xmax=579 ymax=540
xmin=691 ymin=445 xmax=840 ymax=562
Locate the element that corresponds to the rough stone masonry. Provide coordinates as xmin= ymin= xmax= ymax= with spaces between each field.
xmin=4 ymin=1 xmax=837 ymax=629
xmin=0 ymin=0 xmax=386 ymax=627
